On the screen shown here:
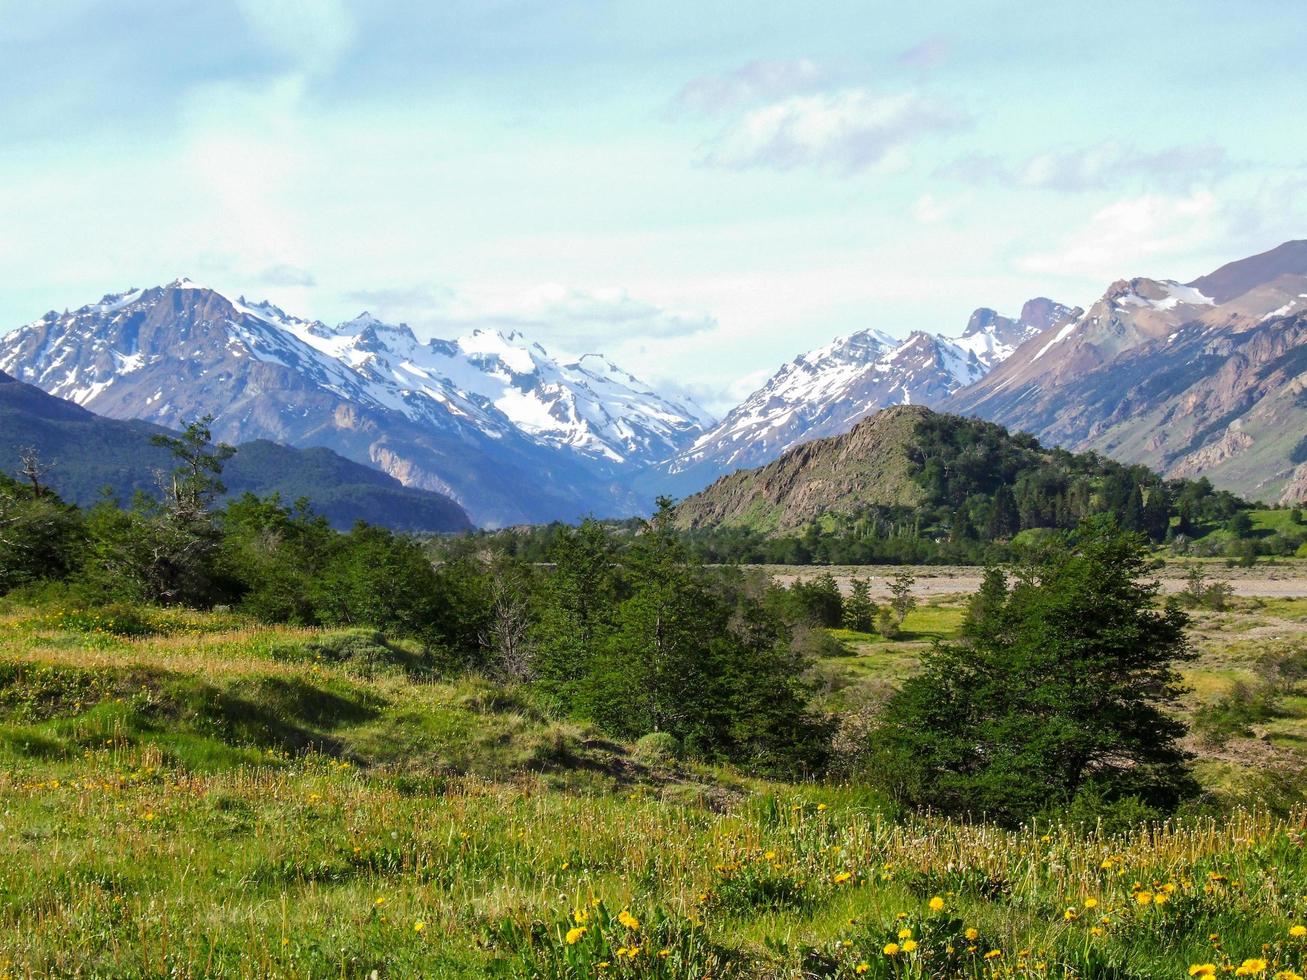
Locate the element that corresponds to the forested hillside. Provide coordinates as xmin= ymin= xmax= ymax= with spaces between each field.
xmin=0 ymin=370 xmax=470 ymax=532
xmin=674 ymin=405 xmax=1254 ymax=564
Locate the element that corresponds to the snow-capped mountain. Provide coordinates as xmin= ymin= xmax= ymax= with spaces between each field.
xmin=943 ymin=240 xmax=1307 ymax=503
xmin=653 ymin=298 xmax=1074 ymax=494
xmin=0 ymin=279 xmax=708 ymax=525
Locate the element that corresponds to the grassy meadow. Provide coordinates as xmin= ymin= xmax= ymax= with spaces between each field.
xmin=3 ymin=590 xmax=1307 ymax=978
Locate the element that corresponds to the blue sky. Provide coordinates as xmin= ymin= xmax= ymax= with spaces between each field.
xmin=2 ymin=0 xmax=1304 ymax=412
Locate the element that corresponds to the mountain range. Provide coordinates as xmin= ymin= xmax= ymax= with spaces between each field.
xmin=0 ymin=281 xmax=707 ymax=526
xmin=2 ymin=240 xmax=1305 ymax=525
xmin=654 ymin=296 xmax=1077 ymax=496
xmin=0 ymin=369 xmax=471 ymax=532
xmin=943 ymin=240 xmax=1307 ymax=504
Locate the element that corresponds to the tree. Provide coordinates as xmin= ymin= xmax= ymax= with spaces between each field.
xmin=480 ymin=558 xmax=534 ymax=681
xmin=842 ymin=576 xmax=877 ymax=633
xmin=986 ymin=485 xmax=1020 ymax=539
xmin=531 ymin=519 xmax=618 ymax=708
xmin=0 ymin=474 xmax=84 ymax=594
xmin=17 ymin=447 xmax=52 ymax=498
xmin=869 ymin=517 xmax=1197 ymax=826
xmin=1228 ymin=511 xmax=1254 ymax=539
xmin=789 ymin=571 xmax=844 ymax=627
xmin=888 ymin=569 xmax=917 ymax=626
xmin=151 ymin=416 xmax=236 ymax=517
xmin=85 ymin=418 xmax=239 ymax=605
xmin=575 ymin=499 xmax=830 ymax=774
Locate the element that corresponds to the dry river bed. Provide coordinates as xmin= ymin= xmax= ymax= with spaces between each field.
xmin=757 ymin=560 xmax=1307 ymax=598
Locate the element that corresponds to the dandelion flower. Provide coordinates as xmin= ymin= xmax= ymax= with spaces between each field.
xmin=834 ymin=872 xmax=853 ymax=884
xmin=565 ymin=927 xmax=587 ymax=945
xmin=898 ymin=927 xmax=912 ymax=940
xmin=929 ymin=896 xmax=945 ymax=912
xmin=883 ymin=943 xmax=901 ymax=956
xmin=964 ymin=928 xmax=979 ymax=941
xmin=902 ymin=940 xmax=918 ymax=953
xmin=1291 ymin=925 xmax=1307 ymax=938
xmin=856 ymin=964 xmax=870 ymax=975
xmin=413 ymin=921 xmax=426 ymax=934
xmin=617 ymin=910 xmax=640 ymax=931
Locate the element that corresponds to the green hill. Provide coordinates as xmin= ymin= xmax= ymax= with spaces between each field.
xmin=0 ymin=370 xmax=471 ymax=532
xmin=674 ymin=405 xmax=1249 ymax=551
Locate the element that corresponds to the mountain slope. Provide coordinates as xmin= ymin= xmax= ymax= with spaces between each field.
xmin=0 ymin=369 xmax=472 ymax=532
xmin=0 ymin=281 xmax=702 ymax=525
xmin=943 ymin=240 xmax=1307 ymax=503
xmin=657 ymin=298 xmax=1074 ymax=496
xmin=673 ymin=405 xmax=930 ymax=532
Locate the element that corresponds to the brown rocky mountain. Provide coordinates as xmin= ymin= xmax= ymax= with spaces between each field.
xmin=944 ymin=240 xmax=1307 ymax=504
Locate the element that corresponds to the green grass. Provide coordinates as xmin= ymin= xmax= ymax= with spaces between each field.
xmin=4 ymin=603 xmax=1307 ymax=977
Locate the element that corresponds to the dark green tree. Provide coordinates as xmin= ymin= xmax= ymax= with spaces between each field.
xmin=842 ymin=576 xmax=877 ymax=633
xmin=531 ymin=519 xmax=618 ymax=708
xmin=869 ymin=516 xmax=1197 ymax=826
xmin=0 ymin=473 xmax=85 ymax=594
xmin=1228 ymin=511 xmax=1254 ymax=539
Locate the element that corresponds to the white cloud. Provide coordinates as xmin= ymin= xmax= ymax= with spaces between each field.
xmin=913 ymin=192 xmax=955 ymax=224
xmin=335 ymin=282 xmax=717 ymax=355
xmin=673 ymin=58 xmax=825 ymax=115
xmin=1019 ymin=190 xmax=1220 ymax=279
xmin=946 ymin=141 xmax=1233 ymax=192
xmin=699 ymin=89 xmax=966 ymax=175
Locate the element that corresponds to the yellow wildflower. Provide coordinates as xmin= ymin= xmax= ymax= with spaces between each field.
xmin=1291 ymin=925 xmax=1307 ymax=938
xmin=413 ymin=921 xmax=426 ymax=934
xmin=902 ymin=940 xmax=919 ymax=953
xmin=833 ymin=872 xmax=853 ymax=884
xmin=964 ymin=927 xmax=979 ymax=941
xmin=898 ymin=927 xmax=912 ymax=940
xmin=883 ymin=943 xmax=901 ymax=956
xmin=565 ymin=927 xmax=586 ymax=945
xmin=929 ymin=896 xmax=945 ymax=912
xmin=1189 ymin=964 xmax=1216 ymax=977
xmin=856 ymin=965 xmax=870 ymax=975
xmin=617 ymin=910 xmax=640 ymax=931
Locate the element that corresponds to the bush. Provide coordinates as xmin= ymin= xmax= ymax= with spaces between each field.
xmin=634 ymin=731 xmax=681 ymax=763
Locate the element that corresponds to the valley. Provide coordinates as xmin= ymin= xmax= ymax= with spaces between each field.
xmin=3 ymin=579 xmax=1306 ymax=977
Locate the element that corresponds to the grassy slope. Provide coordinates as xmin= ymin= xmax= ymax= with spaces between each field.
xmin=5 ymin=603 xmax=1307 ymax=976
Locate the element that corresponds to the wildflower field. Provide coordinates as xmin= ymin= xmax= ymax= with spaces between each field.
xmin=2 ymin=594 xmax=1307 ymax=978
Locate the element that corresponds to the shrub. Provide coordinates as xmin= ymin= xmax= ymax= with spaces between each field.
xmin=634 ymin=731 xmax=681 ymax=763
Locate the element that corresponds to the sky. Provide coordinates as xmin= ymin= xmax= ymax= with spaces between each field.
xmin=1 ymin=0 xmax=1305 ymax=415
